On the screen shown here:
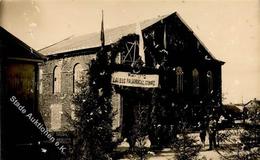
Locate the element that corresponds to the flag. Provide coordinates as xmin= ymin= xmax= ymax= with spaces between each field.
xmin=135 ymin=23 xmax=145 ymax=65
xmin=163 ymin=23 xmax=167 ymax=49
xmin=100 ymin=10 xmax=105 ymax=49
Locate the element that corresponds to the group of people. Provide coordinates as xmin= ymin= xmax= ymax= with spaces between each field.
xmin=199 ymin=115 xmax=218 ymax=150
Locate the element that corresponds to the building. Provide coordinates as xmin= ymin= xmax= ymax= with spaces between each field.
xmin=244 ymin=98 xmax=260 ymax=120
xmin=0 ymin=27 xmax=47 ymax=159
xmin=244 ymin=98 xmax=260 ymax=109
xmin=38 ymin=12 xmax=224 ymax=142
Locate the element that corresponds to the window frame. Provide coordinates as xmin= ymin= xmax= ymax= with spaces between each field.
xmin=176 ymin=66 xmax=184 ymax=94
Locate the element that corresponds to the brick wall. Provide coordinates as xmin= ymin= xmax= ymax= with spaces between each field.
xmin=39 ymin=54 xmax=95 ymax=131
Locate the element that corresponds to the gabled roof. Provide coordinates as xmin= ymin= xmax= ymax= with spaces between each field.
xmin=38 ymin=12 xmax=223 ymax=64
xmin=223 ymin=104 xmax=243 ymax=113
xmin=245 ymin=98 xmax=260 ymax=107
xmin=39 ymin=14 xmax=169 ymax=55
xmin=0 ymin=26 xmax=46 ymax=61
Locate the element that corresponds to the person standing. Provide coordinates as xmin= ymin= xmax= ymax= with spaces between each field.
xmin=208 ymin=116 xmax=217 ymax=150
xmin=199 ymin=121 xmax=206 ymax=147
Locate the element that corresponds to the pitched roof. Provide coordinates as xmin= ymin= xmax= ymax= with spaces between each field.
xmin=38 ymin=12 xmax=224 ymax=64
xmin=39 ymin=14 xmax=169 ymax=55
xmin=245 ymin=99 xmax=260 ymax=107
xmin=0 ymin=26 xmax=46 ymax=61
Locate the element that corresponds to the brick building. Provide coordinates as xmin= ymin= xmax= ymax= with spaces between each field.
xmin=38 ymin=12 xmax=224 ymax=139
xmin=38 ymin=53 xmax=95 ymax=131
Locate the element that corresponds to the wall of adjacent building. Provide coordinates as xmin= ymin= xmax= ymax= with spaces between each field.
xmin=39 ymin=54 xmax=95 ymax=131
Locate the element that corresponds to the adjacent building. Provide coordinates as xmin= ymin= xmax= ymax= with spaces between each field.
xmin=0 ymin=26 xmax=46 ymax=160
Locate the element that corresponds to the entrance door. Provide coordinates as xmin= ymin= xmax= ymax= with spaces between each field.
xmin=121 ymin=90 xmax=152 ymax=144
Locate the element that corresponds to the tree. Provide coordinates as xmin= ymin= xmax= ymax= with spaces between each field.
xmin=72 ymin=46 xmax=114 ymax=160
xmin=132 ymin=103 xmax=151 ymax=160
xmin=171 ymin=106 xmax=201 ymax=160
xmin=217 ymin=102 xmax=260 ymax=160
xmin=240 ymin=102 xmax=260 ymax=159
xmin=173 ymin=130 xmax=201 ymax=160
xmin=150 ymin=88 xmax=177 ymax=148
xmin=241 ymin=102 xmax=260 ymax=148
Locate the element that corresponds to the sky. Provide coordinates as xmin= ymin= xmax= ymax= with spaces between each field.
xmin=0 ymin=0 xmax=259 ymax=104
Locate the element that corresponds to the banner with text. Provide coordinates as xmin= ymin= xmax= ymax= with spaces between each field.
xmin=111 ymin=71 xmax=159 ymax=88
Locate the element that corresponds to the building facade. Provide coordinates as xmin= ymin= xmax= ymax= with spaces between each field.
xmin=38 ymin=53 xmax=95 ymax=131
xmin=38 ymin=12 xmax=224 ymax=139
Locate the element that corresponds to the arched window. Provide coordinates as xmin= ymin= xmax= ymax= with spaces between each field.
xmin=207 ymin=71 xmax=213 ymax=94
xmin=71 ymin=104 xmax=76 ymax=120
xmin=50 ymin=104 xmax=62 ymax=131
xmin=53 ymin=66 xmax=61 ymax=94
xmin=73 ymin=63 xmax=84 ymax=93
xmin=176 ymin=66 xmax=184 ymax=93
xmin=39 ymin=68 xmax=43 ymax=94
xmin=192 ymin=68 xmax=199 ymax=95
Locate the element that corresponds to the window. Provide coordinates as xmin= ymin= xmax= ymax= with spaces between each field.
xmin=50 ymin=104 xmax=62 ymax=131
xmin=112 ymin=93 xmax=122 ymax=130
xmin=192 ymin=68 xmax=199 ymax=95
xmin=114 ymin=51 xmax=122 ymax=64
xmin=73 ymin=63 xmax=84 ymax=93
xmin=207 ymin=71 xmax=213 ymax=94
xmin=39 ymin=68 xmax=43 ymax=94
xmin=71 ymin=104 xmax=76 ymax=120
xmin=53 ymin=66 xmax=61 ymax=94
xmin=176 ymin=66 xmax=184 ymax=93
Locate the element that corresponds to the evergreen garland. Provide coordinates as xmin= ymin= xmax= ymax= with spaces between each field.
xmin=110 ymin=33 xmax=181 ymax=149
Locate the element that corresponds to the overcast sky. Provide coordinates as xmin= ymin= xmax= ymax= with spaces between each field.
xmin=1 ymin=0 xmax=259 ymax=104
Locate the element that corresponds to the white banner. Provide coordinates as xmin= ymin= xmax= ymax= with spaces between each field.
xmin=111 ymin=71 xmax=159 ymax=88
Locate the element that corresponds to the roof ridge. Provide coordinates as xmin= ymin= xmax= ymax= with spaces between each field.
xmin=69 ymin=13 xmax=171 ymax=39
xmin=38 ymin=11 xmax=223 ymax=64
xmin=39 ymin=13 xmax=173 ymax=55
xmin=38 ymin=35 xmax=74 ymax=52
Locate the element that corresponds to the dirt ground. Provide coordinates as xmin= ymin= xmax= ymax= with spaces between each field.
xmin=118 ymin=129 xmax=244 ymax=160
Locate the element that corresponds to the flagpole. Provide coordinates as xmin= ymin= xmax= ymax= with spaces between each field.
xmin=98 ymin=9 xmax=107 ymax=66
xmin=163 ymin=23 xmax=167 ymax=49
xmin=101 ymin=10 xmax=105 ymax=50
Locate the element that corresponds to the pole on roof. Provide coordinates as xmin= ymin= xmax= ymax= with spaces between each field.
xmin=100 ymin=10 xmax=105 ymax=50
xmin=135 ymin=23 xmax=145 ymax=66
xmin=163 ymin=23 xmax=167 ymax=49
